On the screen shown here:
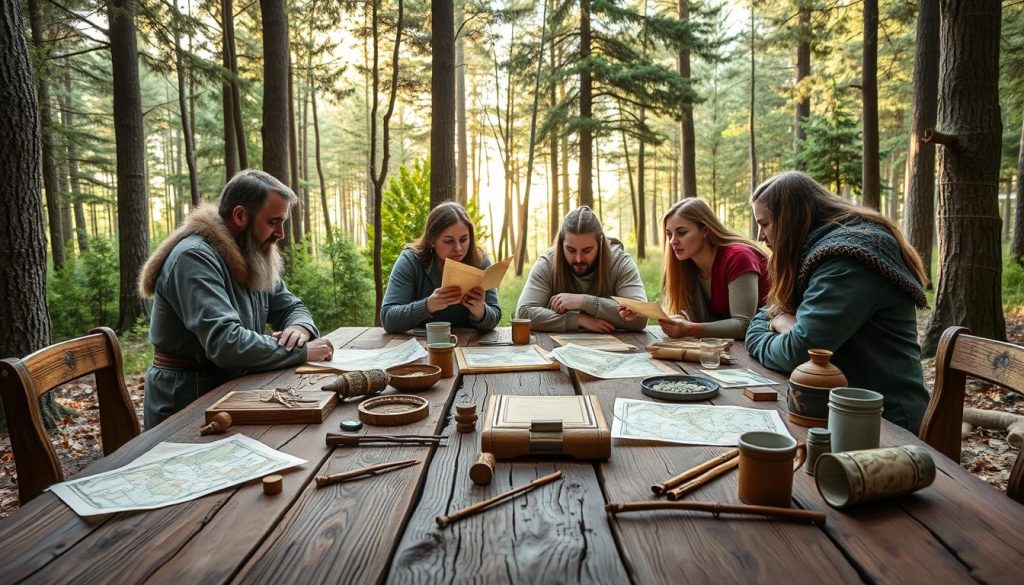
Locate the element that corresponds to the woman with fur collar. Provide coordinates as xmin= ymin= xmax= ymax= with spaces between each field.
xmin=745 ymin=171 xmax=930 ymax=432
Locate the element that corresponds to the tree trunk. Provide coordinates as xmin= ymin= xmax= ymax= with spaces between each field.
xmin=621 ymin=130 xmax=638 ymax=241
xmin=922 ymin=0 xmax=1005 ymax=356
xmin=0 ymin=2 xmax=64 ymax=431
xmin=224 ymin=0 xmax=248 ymax=170
xmin=748 ymin=4 xmax=758 ymax=238
xmin=637 ymin=108 xmax=647 ymax=259
xmin=1011 ymin=116 xmax=1024 ymax=263
xmin=549 ymin=39 xmax=559 ymax=243
xmin=221 ymin=0 xmax=238 ymax=180
xmin=578 ymin=0 xmax=594 ymax=207
xmin=62 ymin=73 xmax=88 ymax=251
xmin=431 ymin=0 xmax=456 ymax=208
xmin=301 ymin=63 xmax=311 ymax=239
xmin=677 ymin=0 xmax=696 ymax=199
xmin=903 ymin=0 xmax=939 ymax=284
xmin=794 ymin=2 xmax=810 ymax=167
xmin=1002 ymin=176 xmax=1012 ymax=242
xmin=110 ymin=0 xmax=150 ymax=332
xmin=861 ymin=0 xmax=880 ymax=209
xmin=455 ymin=0 xmax=468 ymax=205
xmin=288 ymin=61 xmax=303 ymax=245
xmin=174 ymin=4 xmax=200 ymax=207
xmin=260 ymin=0 xmax=291 ymax=247
xmin=311 ymin=85 xmax=332 ymax=242
xmin=28 ymin=0 xmax=65 ymax=270
xmin=369 ymin=0 xmax=404 ymax=324
xmin=515 ymin=0 xmax=549 ymax=275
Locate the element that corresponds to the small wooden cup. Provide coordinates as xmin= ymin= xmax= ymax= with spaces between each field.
xmin=428 ymin=343 xmax=456 ymax=378
xmin=511 ymin=319 xmax=531 ymax=345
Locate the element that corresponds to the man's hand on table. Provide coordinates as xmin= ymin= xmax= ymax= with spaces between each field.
xmin=305 ymin=338 xmax=334 ymax=361
xmin=577 ymin=313 xmax=615 ymax=333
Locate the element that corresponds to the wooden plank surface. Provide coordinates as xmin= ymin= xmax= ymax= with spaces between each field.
xmin=0 ymin=328 xmax=368 ymax=585
xmin=579 ymin=330 xmax=861 ymax=584
xmin=387 ymin=334 xmax=630 ymax=585
xmin=226 ymin=328 xmax=469 ymax=584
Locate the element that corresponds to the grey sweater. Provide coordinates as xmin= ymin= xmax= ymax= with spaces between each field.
xmin=515 ymin=245 xmax=647 ymax=332
xmin=380 ymin=249 xmax=501 ymax=333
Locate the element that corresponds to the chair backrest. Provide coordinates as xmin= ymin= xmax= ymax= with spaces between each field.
xmin=0 ymin=327 xmax=141 ymax=503
xmin=918 ymin=326 xmax=1024 ymax=502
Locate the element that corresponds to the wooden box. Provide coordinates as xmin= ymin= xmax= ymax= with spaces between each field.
xmin=205 ymin=390 xmax=337 ymax=425
xmin=481 ymin=395 xmax=611 ymax=460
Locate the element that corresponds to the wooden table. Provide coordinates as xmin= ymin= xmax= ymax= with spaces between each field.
xmin=2 ymin=327 xmax=1023 ymax=584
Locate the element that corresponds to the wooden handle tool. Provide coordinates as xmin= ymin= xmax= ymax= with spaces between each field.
xmin=315 ymin=459 xmax=420 ymax=488
xmin=436 ymin=471 xmax=563 ymax=528
xmin=606 ymin=501 xmax=826 ymax=525
xmin=652 ymin=449 xmax=739 ymax=496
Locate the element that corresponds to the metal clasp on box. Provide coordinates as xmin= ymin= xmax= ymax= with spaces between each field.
xmin=529 ymin=419 xmax=563 ymax=454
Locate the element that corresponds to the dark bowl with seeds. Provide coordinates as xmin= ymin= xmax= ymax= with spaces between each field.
xmin=640 ymin=375 xmax=719 ymax=402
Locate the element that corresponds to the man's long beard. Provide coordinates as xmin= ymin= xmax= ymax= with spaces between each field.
xmin=239 ymin=227 xmax=283 ymax=291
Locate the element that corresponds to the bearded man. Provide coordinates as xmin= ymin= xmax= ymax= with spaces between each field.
xmin=515 ymin=206 xmax=647 ymax=332
xmin=139 ymin=170 xmax=334 ymax=428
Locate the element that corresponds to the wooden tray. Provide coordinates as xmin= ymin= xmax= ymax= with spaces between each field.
xmin=206 ymin=390 xmax=337 ymax=425
xmin=358 ymin=394 xmax=429 ymax=426
xmin=454 ymin=344 xmax=561 ymax=374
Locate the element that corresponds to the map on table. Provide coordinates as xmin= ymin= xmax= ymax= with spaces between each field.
xmin=49 ymin=435 xmax=306 ymax=516
xmin=550 ymin=333 xmax=635 ymax=352
xmin=549 ymin=345 xmax=675 ymax=379
xmin=611 ymin=398 xmax=793 ymax=446
xmin=306 ymin=337 xmax=427 ymax=372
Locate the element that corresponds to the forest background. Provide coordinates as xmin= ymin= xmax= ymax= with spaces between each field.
xmin=3 ymin=0 xmax=1024 ymax=515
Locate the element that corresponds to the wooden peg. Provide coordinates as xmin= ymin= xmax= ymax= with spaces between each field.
xmin=263 ymin=474 xmax=283 ymax=495
xmin=469 ymin=452 xmax=495 ymax=486
xmin=200 ymin=412 xmax=233 ymax=435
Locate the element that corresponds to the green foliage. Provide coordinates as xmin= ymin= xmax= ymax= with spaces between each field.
xmin=287 ymin=233 xmax=375 ymax=331
xmin=1004 ymin=249 xmax=1024 ymax=314
xmin=794 ymin=89 xmax=862 ymax=195
xmin=48 ymin=236 xmax=121 ymax=340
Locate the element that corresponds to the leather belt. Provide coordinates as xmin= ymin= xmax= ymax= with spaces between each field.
xmin=153 ymin=350 xmax=216 ymax=373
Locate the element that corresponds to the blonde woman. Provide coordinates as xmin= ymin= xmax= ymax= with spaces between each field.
xmin=746 ymin=171 xmax=929 ymax=432
xmin=619 ymin=198 xmax=769 ymax=340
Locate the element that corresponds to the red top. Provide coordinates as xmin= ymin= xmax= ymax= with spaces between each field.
xmin=707 ymin=244 xmax=769 ymax=318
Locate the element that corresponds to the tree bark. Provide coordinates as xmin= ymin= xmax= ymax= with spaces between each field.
xmin=861 ymin=0 xmax=880 ymax=209
xmin=28 ymin=0 xmax=65 ymax=270
xmin=677 ymin=0 xmax=696 ymax=199
xmin=260 ymin=0 xmax=291 ymax=247
xmin=455 ymin=0 xmax=468 ymax=205
xmin=922 ymin=0 xmax=1005 ymax=355
xmin=431 ymin=0 xmax=456 ymax=208
xmin=794 ymin=2 xmax=810 ymax=167
xmin=224 ymin=0 xmax=248 ymax=170
xmin=1012 ymin=116 xmax=1024 ymax=263
xmin=578 ymin=0 xmax=594 ymax=207
xmin=174 ymin=4 xmax=200 ymax=207
xmin=311 ymin=85 xmax=332 ymax=242
xmin=0 ymin=2 xmax=58 ymax=430
xmin=221 ymin=0 xmax=238 ymax=180
xmin=110 ymin=0 xmax=150 ymax=332
xmin=903 ymin=0 xmax=940 ymax=283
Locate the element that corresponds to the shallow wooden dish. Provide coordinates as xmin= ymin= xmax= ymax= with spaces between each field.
xmin=386 ymin=364 xmax=442 ymax=391
xmin=358 ymin=394 xmax=430 ymax=426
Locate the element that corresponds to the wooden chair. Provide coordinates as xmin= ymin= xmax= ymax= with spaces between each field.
xmin=919 ymin=326 xmax=1024 ymax=503
xmin=0 ymin=327 xmax=141 ymax=503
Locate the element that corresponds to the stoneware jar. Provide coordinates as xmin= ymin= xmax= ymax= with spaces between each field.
xmin=787 ymin=349 xmax=848 ymax=426
xmin=828 ymin=387 xmax=884 ymax=453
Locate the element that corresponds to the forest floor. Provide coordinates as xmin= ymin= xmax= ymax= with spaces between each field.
xmin=2 ymin=314 xmax=1022 ymax=519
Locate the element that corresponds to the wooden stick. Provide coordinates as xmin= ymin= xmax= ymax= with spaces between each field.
xmin=325 ymin=433 xmax=446 ymax=448
xmin=315 ymin=459 xmax=420 ymax=488
xmin=435 ymin=471 xmax=563 ymax=528
xmin=665 ymin=457 xmax=739 ymax=501
xmin=652 ymin=449 xmax=739 ymax=496
xmin=606 ymin=501 xmax=826 ymax=525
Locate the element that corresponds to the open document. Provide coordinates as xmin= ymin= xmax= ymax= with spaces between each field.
xmin=612 ymin=296 xmax=670 ymax=321
xmin=442 ymin=256 xmax=513 ymax=294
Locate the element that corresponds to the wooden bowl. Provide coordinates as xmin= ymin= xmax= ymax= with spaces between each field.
xmin=386 ymin=364 xmax=442 ymax=391
xmin=358 ymin=394 xmax=430 ymax=426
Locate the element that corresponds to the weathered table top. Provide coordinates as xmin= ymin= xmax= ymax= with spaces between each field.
xmin=2 ymin=327 xmax=1023 ymax=584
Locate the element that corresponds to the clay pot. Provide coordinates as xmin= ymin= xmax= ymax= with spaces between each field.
xmin=787 ymin=349 xmax=847 ymax=427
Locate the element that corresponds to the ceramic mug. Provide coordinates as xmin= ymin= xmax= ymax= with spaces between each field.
xmin=426 ymin=322 xmax=458 ymax=346
xmin=737 ymin=431 xmax=807 ymax=507
xmin=428 ymin=342 xmax=456 ymax=378
xmin=511 ymin=319 xmax=532 ymax=345
xmin=815 ymin=445 xmax=936 ymax=509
